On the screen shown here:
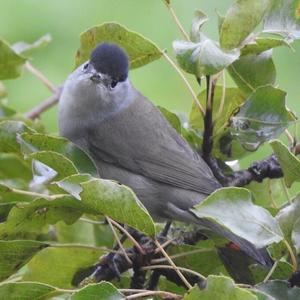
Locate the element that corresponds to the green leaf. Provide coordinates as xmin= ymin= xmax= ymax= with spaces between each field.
xmin=54 ymin=174 xmax=93 ymax=199
xmin=23 ymin=246 xmax=105 ymax=288
xmin=71 ymin=282 xmax=125 ymax=300
xmin=0 ymin=39 xmax=26 ymax=80
xmin=0 ymin=195 xmax=84 ymax=239
xmin=173 ymin=38 xmax=239 ymax=77
xmin=241 ymin=35 xmax=290 ymax=56
xmin=220 ymin=0 xmax=272 ymax=50
xmin=29 ymin=151 xmax=78 ymax=181
xmin=270 ymin=140 xmax=300 ymax=187
xmin=19 ymin=133 xmax=97 ymax=176
xmin=0 ymin=240 xmax=48 ymax=281
xmin=80 ymin=179 xmax=155 ymax=236
xmin=189 ymin=86 xmax=246 ymax=160
xmin=0 ymin=153 xmax=31 ymax=181
xmin=0 ymin=183 xmax=33 ymax=203
xmin=263 ymin=0 xmax=300 ymax=40
xmin=0 ymin=121 xmax=34 ymax=154
xmin=184 ymin=275 xmax=257 ymax=299
xmin=250 ymin=261 xmax=293 ymax=283
xmin=167 ymin=243 xmax=225 ymax=276
xmin=191 ymin=187 xmax=283 ymax=248
xmin=0 ymin=103 xmax=16 ymax=118
xmin=276 ymin=195 xmax=300 ymax=243
xmin=246 ymin=179 xmax=288 ymax=209
xmin=0 ymin=282 xmax=60 ymax=300
xmin=158 ymin=106 xmax=182 ymax=133
xmin=11 ymin=34 xmax=52 ymax=57
xmin=228 ymin=50 xmax=276 ymax=96
xmin=256 ymin=280 xmax=300 ymax=300
xmin=230 ymin=86 xmax=294 ymax=151
xmin=190 ymin=10 xmax=209 ymax=42
xmin=75 ymin=22 xmax=162 ymax=68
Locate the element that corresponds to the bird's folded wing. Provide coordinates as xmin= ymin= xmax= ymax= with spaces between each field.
xmin=89 ymin=137 xmax=221 ymax=195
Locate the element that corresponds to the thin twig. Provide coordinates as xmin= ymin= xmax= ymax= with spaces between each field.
xmin=154 ymin=239 xmax=192 ymax=289
xmin=142 ymin=264 xmax=206 ymax=281
xmin=151 ymin=248 xmax=211 ymax=264
xmin=154 ymin=237 xmax=176 ymax=254
xmin=106 ymin=217 xmax=132 ymax=264
xmin=284 ymin=239 xmax=298 ymax=272
xmin=24 ymin=88 xmax=62 ymax=120
xmin=216 ymin=70 xmax=226 ymax=119
xmin=263 ymin=260 xmax=278 ymax=283
xmin=25 ymin=62 xmax=58 ymax=93
xmin=162 ymin=51 xmax=205 ymax=116
xmin=126 ymin=289 xmax=181 ymax=299
xmin=163 ymin=1 xmax=190 ymax=41
xmin=107 ymin=217 xmax=145 ymax=255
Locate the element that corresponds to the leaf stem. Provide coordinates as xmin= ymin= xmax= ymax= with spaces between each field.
xmin=263 ymin=260 xmax=278 ymax=283
xmin=107 ymin=217 xmax=145 ymax=255
xmin=162 ymin=51 xmax=205 ymax=116
xmin=162 ymin=0 xmax=190 ymax=41
xmin=284 ymin=239 xmax=298 ymax=272
xmin=25 ymin=62 xmax=58 ymax=93
xmin=11 ymin=188 xmax=61 ymax=200
xmin=154 ymin=239 xmax=193 ymax=289
xmin=125 ymin=289 xmax=181 ymax=299
xmin=106 ymin=216 xmax=132 ymax=264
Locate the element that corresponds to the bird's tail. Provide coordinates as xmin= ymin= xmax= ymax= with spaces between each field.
xmin=196 ymin=218 xmax=273 ymax=267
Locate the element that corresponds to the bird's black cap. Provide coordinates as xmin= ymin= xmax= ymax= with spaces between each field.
xmin=90 ymin=43 xmax=129 ymax=82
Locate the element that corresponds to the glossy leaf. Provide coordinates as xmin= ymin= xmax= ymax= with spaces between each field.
xmin=256 ymin=280 xmax=300 ymax=300
xmin=190 ymin=10 xmax=209 ymax=42
xmin=173 ymin=38 xmax=239 ymax=77
xmin=241 ymin=35 xmax=290 ymax=56
xmin=270 ymin=139 xmax=300 ymax=187
xmin=23 ymin=246 xmax=105 ymax=288
xmin=80 ymin=179 xmax=155 ymax=236
xmin=191 ymin=187 xmax=283 ymax=248
xmin=230 ymin=86 xmax=294 ymax=151
xmin=0 ymin=195 xmax=84 ymax=239
xmin=71 ymin=282 xmax=124 ymax=300
xmin=0 ymin=240 xmax=48 ymax=281
xmin=184 ymin=275 xmax=257 ymax=299
xmin=220 ymin=0 xmax=272 ymax=50
xmin=263 ymin=0 xmax=300 ymax=41
xmin=28 ymin=151 xmax=78 ymax=181
xmin=228 ymin=50 xmax=276 ymax=96
xmin=0 ymin=39 xmax=26 ymax=79
xmin=75 ymin=22 xmax=162 ymax=68
xmin=19 ymin=133 xmax=97 ymax=176
xmin=54 ymin=173 xmax=93 ymax=199
xmin=276 ymin=195 xmax=300 ymax=243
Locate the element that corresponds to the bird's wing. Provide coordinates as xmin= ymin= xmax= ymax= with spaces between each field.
xmin=87 ymin=91 xmax=221 ymax=194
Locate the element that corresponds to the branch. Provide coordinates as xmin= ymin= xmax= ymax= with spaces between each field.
xmin=24 ymin=86 xmax=62 ymax=120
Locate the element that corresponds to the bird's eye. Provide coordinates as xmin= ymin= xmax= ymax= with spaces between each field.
xmin=83 ymin=63 xmax=89 ymax=70
xmin=110 ymin=80 xmax=118 ymax=89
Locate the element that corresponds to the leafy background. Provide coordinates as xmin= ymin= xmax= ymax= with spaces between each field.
xmin=1 ymin=0 xmax=300 ymax=299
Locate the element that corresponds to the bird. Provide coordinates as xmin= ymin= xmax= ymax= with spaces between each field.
xmin=58 ymin=42 xmax=272 ymax=267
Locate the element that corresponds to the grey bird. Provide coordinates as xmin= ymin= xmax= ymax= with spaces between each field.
xmin=58 ymin=43 xmax=272 ymax=266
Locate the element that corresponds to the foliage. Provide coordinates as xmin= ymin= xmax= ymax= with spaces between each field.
xmin=1 ymin=0 xmax=300 ymax=299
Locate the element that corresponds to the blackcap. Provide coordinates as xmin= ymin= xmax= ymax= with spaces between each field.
xmin=59 ymin=43 xmax=272 ymax=266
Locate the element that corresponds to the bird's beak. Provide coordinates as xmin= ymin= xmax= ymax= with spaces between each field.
xmin=90 ymin=72 xmax=102 ymax=83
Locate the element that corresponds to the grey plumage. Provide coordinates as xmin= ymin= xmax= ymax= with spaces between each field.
xmin=58 ymin=43 xmax=272 ymax=266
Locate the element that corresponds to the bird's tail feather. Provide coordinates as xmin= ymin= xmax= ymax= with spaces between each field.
xmin=196 ymin=218 xmax=273 ymax=267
